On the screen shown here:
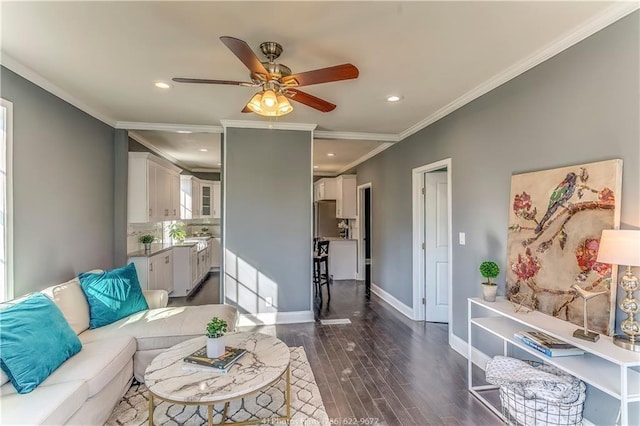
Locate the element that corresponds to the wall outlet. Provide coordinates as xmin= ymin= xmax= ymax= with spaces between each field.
xmin=459 ymin=232 xmax=466 ymax=245
xmin=265 ymin=296 xmax=273 ymax=307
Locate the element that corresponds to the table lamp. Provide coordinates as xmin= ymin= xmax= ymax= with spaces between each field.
xmin=596 ymin=229 xmax=640 ymax=352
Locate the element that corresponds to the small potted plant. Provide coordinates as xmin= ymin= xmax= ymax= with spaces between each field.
xmin=138 ymin=234 xmax=155 ymax=252
xmin=480 ymin=261 xmax=500 ymax=302
xmin=206 ymin=317 xmax=228 ymax=358
xmin=168 ymin=222 xmax=187 ymax=243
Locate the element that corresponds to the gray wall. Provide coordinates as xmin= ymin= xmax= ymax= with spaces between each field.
xmin=355 ymin=12 xmax=639 ymax=340
xmin=224 ymin=127 xmax=312 ymax=313
xmin=0 ymin=67 xmax=116 ymax=296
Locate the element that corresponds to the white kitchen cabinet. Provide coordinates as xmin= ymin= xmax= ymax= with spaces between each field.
xmin=180 ymin=175 xmax=201 ymax=219
xmin=172 ymin=244 xmax=199 ymax=297
xmin=335 ymin=175 xmax=357 ymax=218
xmin=200 ymin=182 xmax=213 ymax=217
xmin=210 ymin=237 xmax=221 ymax=268
xmin=129 ymin=249 xmax=173 ymax=293
xmin=197 ymin=247 xmax=208 ymax=281
xmin=212 ymin=181 xmax=221 ymax=219
xmin=128 ymin=152 xmax=182 ymax=223
xmin=314 ymin=178 xmax=337 ymax=201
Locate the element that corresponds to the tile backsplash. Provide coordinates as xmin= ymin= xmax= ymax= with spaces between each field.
xmin=127 ymin=219 xmax=221 ymax=253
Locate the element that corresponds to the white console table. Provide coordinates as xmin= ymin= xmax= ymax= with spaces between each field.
xmin=468 ymin=297 xmax=640 ymax=425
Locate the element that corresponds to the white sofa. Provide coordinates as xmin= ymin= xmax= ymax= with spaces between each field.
xmin=0 ymin=273 xmax=238 ymax=425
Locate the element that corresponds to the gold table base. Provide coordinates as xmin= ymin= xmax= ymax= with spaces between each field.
xmin=148 ymin=364 xmax=291 ymax=426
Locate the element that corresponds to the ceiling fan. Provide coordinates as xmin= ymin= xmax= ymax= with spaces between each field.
xmin=172 ymin=36 xmax=359 ymax=117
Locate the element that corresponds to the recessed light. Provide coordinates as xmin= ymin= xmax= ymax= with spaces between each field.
xmin=327 ymin=153 xmax=336 ymax=157
xmin=176 ymin=130 xmax=192 ymax=134
xmin=199 ymin=148 xmax=208 ymax=152
xmin=154 ymin=81 xmax=171 ymax=89
xmin=386 ymin=95 xmax=402 ymax=102
xmin=313 ymin=165 xmax=319 ymax=169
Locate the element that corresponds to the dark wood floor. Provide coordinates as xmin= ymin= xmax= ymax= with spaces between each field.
xmin=170 ymin=278 xmax=500 ymax=425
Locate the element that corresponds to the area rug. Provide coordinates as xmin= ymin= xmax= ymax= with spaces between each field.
xmin=106 ymin=347 xmax=329 ymax=425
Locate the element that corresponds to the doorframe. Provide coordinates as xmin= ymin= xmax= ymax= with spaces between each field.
xmin=412 ymin=158 xmax=452 ymax=329
xmin=355 ymin=182 xmax=372 ymax=281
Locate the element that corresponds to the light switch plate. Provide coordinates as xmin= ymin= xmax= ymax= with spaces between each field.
xmin=459 ymin=232 xmax=466 ymax=245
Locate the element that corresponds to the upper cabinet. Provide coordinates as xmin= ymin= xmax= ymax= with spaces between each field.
xmin=128 ymin=152 xmax=182 ymax=223
xmin=335 ymin=175 xmax=357 ymax=218
xmin=314 ymin=178 xmax=337 ymax=201
xmin=181 ymin=177 xmax=221 ymax=220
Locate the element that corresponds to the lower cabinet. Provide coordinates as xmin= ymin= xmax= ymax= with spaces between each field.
xmin=172 ymin=245 xmax=199 ymax=297
xmin=129 ymin=250 xmax=173 ymax=294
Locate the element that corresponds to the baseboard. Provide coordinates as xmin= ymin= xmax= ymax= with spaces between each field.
xmin=370 ymin=283 xmax=413 ymax=319
xmin=450 ymin=333 xmax=491 ymax=369
xmin=238 ymin=310 xmax=314 ymax=326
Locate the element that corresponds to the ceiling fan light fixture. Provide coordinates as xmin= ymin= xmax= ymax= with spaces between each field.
xmin=261 ymin=89 xmax=278 ymax=110
xmin=276 ymin=94 xmax=293 ymax=115
xmin=246 ymin=92 xmax=264 ymax=113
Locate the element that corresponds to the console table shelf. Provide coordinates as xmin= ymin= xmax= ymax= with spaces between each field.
xmin=468 ymin=297 xmax=640 ymax=425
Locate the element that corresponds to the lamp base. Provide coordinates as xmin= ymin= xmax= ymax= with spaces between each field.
xmin=613 ymin=334 xmax=640 ymax=352
xmin=573 ymin=329 xmax=600 ymax=342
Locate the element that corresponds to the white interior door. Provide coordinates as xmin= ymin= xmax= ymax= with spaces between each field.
xmin=424 ymin=171 xmax=449 ymax=322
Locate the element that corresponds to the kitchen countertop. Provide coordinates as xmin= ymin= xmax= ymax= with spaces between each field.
xmin=128 ymin=235 xmax=221 ymax=258
xmin=321 ymin=238 xmax=357 ymax=242
xmin=128 ymin=241 xmax=198 ymax=258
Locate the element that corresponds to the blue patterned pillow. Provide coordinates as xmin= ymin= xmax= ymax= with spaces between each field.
xmin=79 ymin=263 xmax=149 ymax=329
xmin=0 ymin=293 xmax=82 ymax=393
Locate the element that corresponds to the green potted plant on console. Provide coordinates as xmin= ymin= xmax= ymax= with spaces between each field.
xmin=206 ymin=317 xmax=228 ymax=358
xmin=480 ymin=261 xmax=500 ymax=302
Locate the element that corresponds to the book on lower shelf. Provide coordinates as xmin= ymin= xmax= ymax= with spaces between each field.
xmin=183 ymin=346 xmax=247 ymax=373
xmin=514 ymin=332 xmax=585 ymax=357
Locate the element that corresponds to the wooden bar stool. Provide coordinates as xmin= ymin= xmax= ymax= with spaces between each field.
xmin=313 ymin=240 xmax=331 ymax=309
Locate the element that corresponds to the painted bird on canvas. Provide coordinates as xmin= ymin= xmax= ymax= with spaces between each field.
xmin=534 ymin=172 xmax=578 ymax=234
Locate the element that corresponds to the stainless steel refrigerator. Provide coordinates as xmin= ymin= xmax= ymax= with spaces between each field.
xmin=313 ymin=200 xmax=339 ymax=238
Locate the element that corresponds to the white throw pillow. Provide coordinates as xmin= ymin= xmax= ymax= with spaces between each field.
xmin=40 ymin=271 xmax=101 ymax=335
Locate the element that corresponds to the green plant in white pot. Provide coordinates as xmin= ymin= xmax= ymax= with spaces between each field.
xmin=138 ymin=234 xmax=155 ymax=252
xmin=206 ymin=317 xmax=228 ymax=358
xmin=480 ymin=261 xmax=500 ymax=302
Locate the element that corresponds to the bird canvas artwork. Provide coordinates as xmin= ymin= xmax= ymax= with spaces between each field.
xmin=505 ymin=159 xmax=622 ymax=335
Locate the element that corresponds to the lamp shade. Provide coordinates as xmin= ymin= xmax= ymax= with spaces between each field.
xmin=596 ymin=229 xmax=640 ymax=266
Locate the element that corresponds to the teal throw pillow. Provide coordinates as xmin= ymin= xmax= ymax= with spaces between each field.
xmin=79 ymin=263 xmax=149 ymax=329
xmin=0 ymin=293 xmax=82 ymax=394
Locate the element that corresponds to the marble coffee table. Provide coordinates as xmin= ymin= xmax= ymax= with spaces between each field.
xmin=144 ymin=332 xmax=291 ymax=426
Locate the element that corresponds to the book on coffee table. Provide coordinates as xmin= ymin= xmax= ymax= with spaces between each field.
xmin=183 ymin=346 xmax=246 ymax=373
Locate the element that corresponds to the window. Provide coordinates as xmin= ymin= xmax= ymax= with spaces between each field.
xmin=0 ymin=99 xmax=13 ymax=302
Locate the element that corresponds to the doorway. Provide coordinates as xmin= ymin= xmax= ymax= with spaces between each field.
xmin=412 ymin=159 xmax=452 ymax=328
xmin=356 ymin=183 xmax=372 ymax=297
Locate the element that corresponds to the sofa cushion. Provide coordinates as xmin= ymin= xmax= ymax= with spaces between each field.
xmin=41 ymin=272 xmax=101 ymax=335
xmin=0 ymin=293 xmax=82 ymax=394
xmin=79 ymin=263 xmax=149 ymax=329
xmin=41 ymin=336 xmax=135 ymax=398
xmin=79 ymin=304 xmax=238 ymax=351
xmin=0 ymin=380 xmax=88 ymax=425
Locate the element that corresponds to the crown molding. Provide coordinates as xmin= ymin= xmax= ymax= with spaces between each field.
xmin=116 ymin=121 xmax=223 ymax=133
xmin=191 ymin=167 xmax=221 ymax=173
xmin=312 ymin=171 xmax=336 ymax=177
xmin=0 ymin=52 xmax=116 ymax=127
xmin=220 ymin=119 xmax=317 ymax=132
xmin=129 ymin=131 xmax=192 ymax=172
xmin=335 ymin=142 xmax=395 ymax=175
xmin=397 ymin=1 xmax=639 ymax=141
xmin=314 ymin=130 xmax=399 ymax=142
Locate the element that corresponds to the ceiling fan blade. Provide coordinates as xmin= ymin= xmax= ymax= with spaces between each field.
xmin=172 ymin=78 xmax=254 ymax=87
xmin=220 ymin=36 xmax=269 ymax=77
xmin=285 ymin=89 xmax=336 ymax=112
xmin=282 ymin=64 xmax=358 ymax=87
